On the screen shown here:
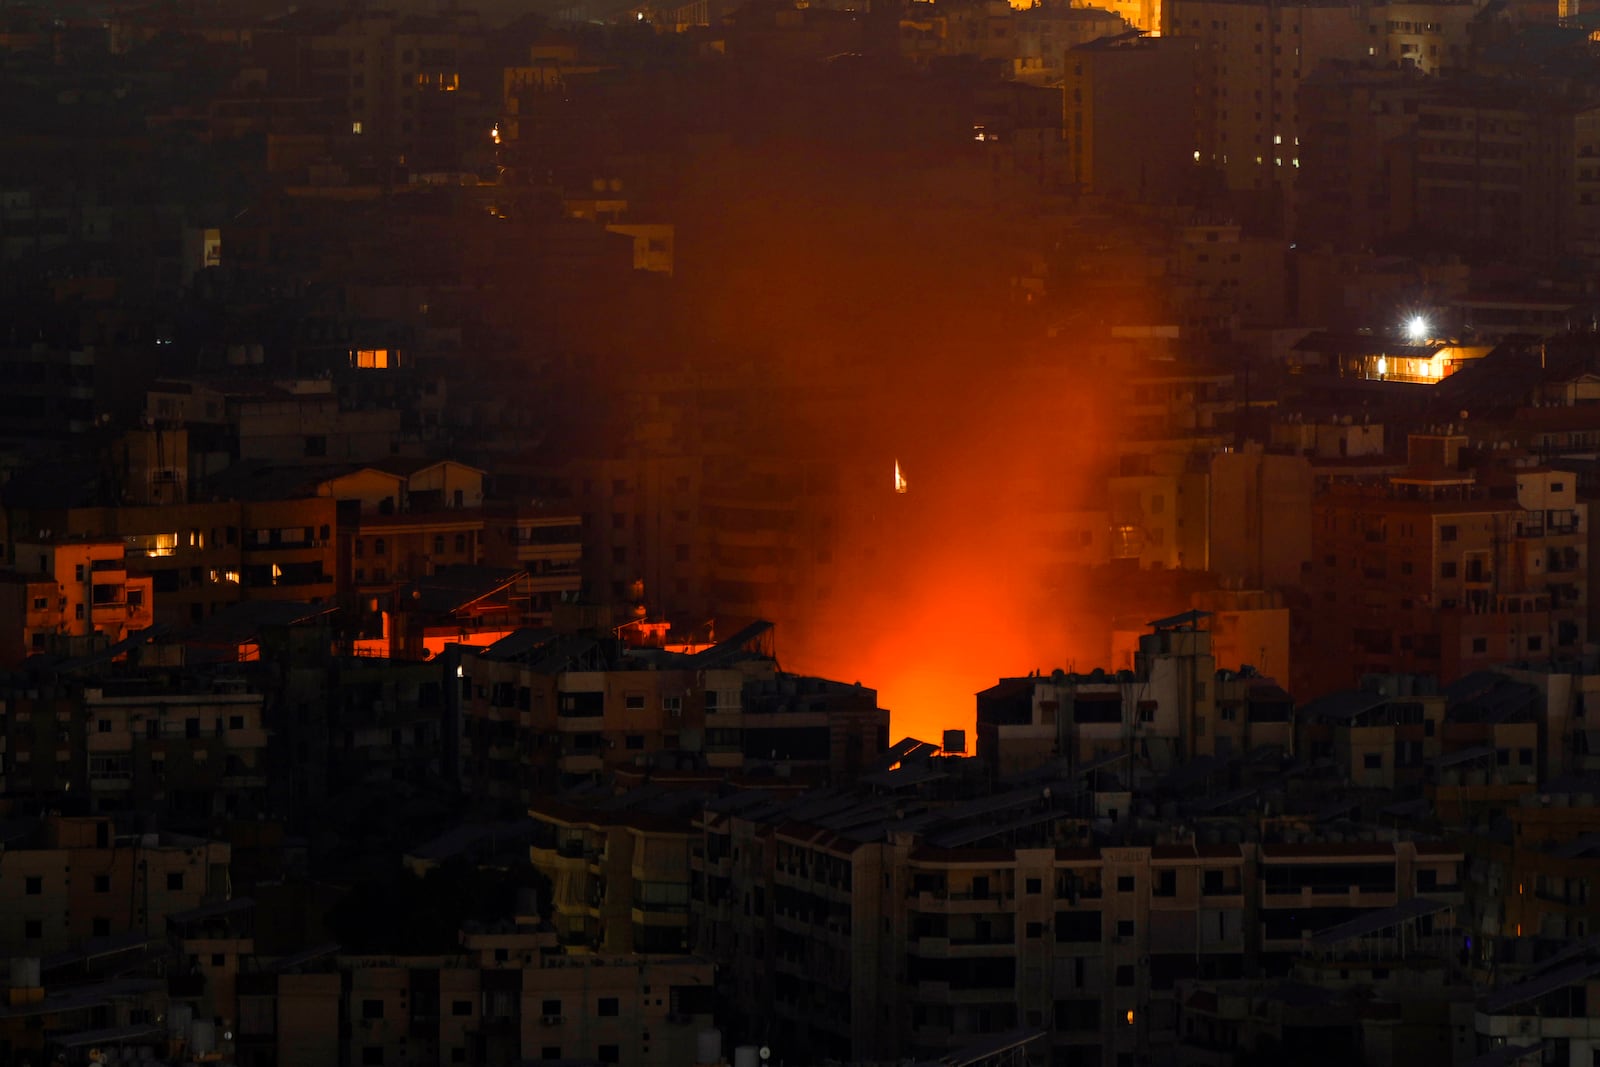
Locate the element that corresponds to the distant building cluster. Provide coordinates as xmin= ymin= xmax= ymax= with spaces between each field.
xmin=12 ymin=0 xmax=1600 ymax=1066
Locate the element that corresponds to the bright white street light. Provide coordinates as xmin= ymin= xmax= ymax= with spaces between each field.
xmin=1405 ymin=315 xmax=1430 ymax=343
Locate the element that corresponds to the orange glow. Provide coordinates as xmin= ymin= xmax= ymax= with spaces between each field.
xmin=777 ymin=364 xmax=1118 ymax=744
xmin=672 ymin=147 xmax=1152 ymax=746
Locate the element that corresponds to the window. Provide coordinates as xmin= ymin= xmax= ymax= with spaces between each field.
xmin=598 ymin=1046 xmax=620 ymax=1064
xmin=1117 ymin=875 xmax=1135 ymax=892
xmin=230 ymin=715 xmax=244 ymax=730
xmin=1440 ymin=524 xmax=1458 ymax=542
xmin=455 ymin=533 xmax=466 ymax=553
xmin=212 ymin=953 xmax=226 ymax=966
xmin=363 ymin=1049 xmax=384 ymax=1067
xmin=541 ymin=999 xmax=562 ymax=1017
xmin=1116 ymin=965 xmax=1135 ymax=986
xmin=25 ymin=876 xmax=41 ymax=895
xmin=98 ymin=719 xmax=111 ymax=733
xmin=598 ymin=997 xmax=619 ymax=1017
xmin=25 ymin=919 xmax=41 ymax=939
xmin=1472 ymin=637 xmax=1487 ymax=654
xmin=452 ymin=1000 xmax=472 ymax=1016
xmin=1519 ymin=748 xmax=1535 ymax=766
xmin=1026 ymin=921 xmax=1044 ymax=938
xmin=625 ymin=735 xmax=644 ymax=750
xmin=93 ymin=917 xmax=111 ymax=936
xmin=1117 ymin=919 xmax=1135 ymax=938
xmin=625 ymin=694 xmax=646 ymax=710
xmin=94 ymin=874 xmax=110 ymax=893
xmin=1026 ymin=877 xmax=1042 ymax=895
xmin=434 ymin=535 xmax=446 ymax=555
xmin=1441 ymin=561 xmax=1457 ymax=578
xmin=362 ymin=999 xmax=384 ymax=1020
xmin=1363 ymin=753 xmax=1382 ymax=770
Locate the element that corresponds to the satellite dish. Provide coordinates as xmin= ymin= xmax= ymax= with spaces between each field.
xmin=759 ymin=1049 xmax=771 ymax=1062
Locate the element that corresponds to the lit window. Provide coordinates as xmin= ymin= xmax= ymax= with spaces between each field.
xmin=352 ymin=121 xmax=363 ymax=135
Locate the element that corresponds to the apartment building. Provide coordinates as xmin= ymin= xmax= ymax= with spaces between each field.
xmin=528 ymin=798 xmax=695 ymax=955
xmin=3 ymin=494 xmax=339 ymax=626
xmin=1 ymin=670 xmax=269 ymax=821
xmin=480 ymin=505 xmax=583 ymax=625
xmin=0 ymin=815 xmax=230 ymax=956
xmin=521 ymin=953 xmax=715 ymax=1066
xmin=1295 ymin=62 xmax=1429 ymax=251
xmin=1474 ymin=945 xmax=1600 ymax=1066
xmin=1 ymin=537 xmax=153 ymax=662
xmin=978 ymin=614 xmax=1290 ymax=777
xmin=1165 ymin=0 xmax=1477 ymax=228
xmin=459 ymin=622 xmax=886 ymax=805
xmin=688 ymin=773 xmax=1464 ymax=1065
xmin=1308 ymin=436 xmax=1587 ymax=695
xmin=1297 ymin=683 xmax=1448 ymax=790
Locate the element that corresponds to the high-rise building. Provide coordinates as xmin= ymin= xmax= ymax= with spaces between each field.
xmin=1064 ymin=33 xmax=1199 ymax=202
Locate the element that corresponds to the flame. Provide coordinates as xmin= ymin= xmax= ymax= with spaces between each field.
xmin=894 ymin=459 xmax=908 ymax=494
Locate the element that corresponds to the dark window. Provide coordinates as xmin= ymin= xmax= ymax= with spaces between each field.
xmin=1117 ymin=875 xmax=1135 ymax=892
xmin=1054 ymin=911 xmax=1102 ymax=942
xmin=94 ymin=874 xmax=110 ymax=893
xmin=25 ymin=876 xmax=41 ymax=895
xmin=452 ymin=1000 xmax=472 ymax=1016
xmin=25 ymin=919 xmax=41 ymax=939
xmin=598 ymin=997 xmax=619 ymax=1016
xmin=93 ymin=917 xmax=111 ymax=936
xmin=363 ymin=999 xmax=384 ymax=1020
xmin=1026 ymin=878 xmax=1042 ymax=895
xmin=363 ymin=1049 xmax=384 ymax=1066
xmin=598 ymin=1046 xmax=620 ymax=1064
xmin=1363 ymin=753 xmax=1382 ymax=770
xmin=1116 ymin=919 xmax=1135 ymax=938
xmin=1116 ymin=965 xmax=1135 ymax=986
xmin=541 ymin=999 xmax=561 ymax=1016
xmin=167 ymin=872 xmax=184 ymax=891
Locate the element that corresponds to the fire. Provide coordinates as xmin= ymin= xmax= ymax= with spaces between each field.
xmin=894 ymin=459 xmax=908 ymax=494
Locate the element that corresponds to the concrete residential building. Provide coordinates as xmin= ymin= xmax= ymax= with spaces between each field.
xmin=1065 ymin=33 xmax=1199 ymax=202
xmin=459 ymin=621 xmax=886 ymax=805
xmin=689 ymin=774 xmax=1463 ymax=1065
xmin=1166 ymin=0 xmax=1477 ymax=229
xmin=7 ymin=538 xmax=154 ymax=657
xmin=0 ymin=815 xmax=230 ymax=956
xmin=528 ymin=799 xmax=695 ymax=954
xmin=1308 ymin=436 xmax=1588 ymax=694
xmin=977 ymin=613 xmax=1291 ymax=777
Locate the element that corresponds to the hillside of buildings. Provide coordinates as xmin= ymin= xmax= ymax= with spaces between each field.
xmin=9 ymin=0 xmax=1600 ymax=1065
